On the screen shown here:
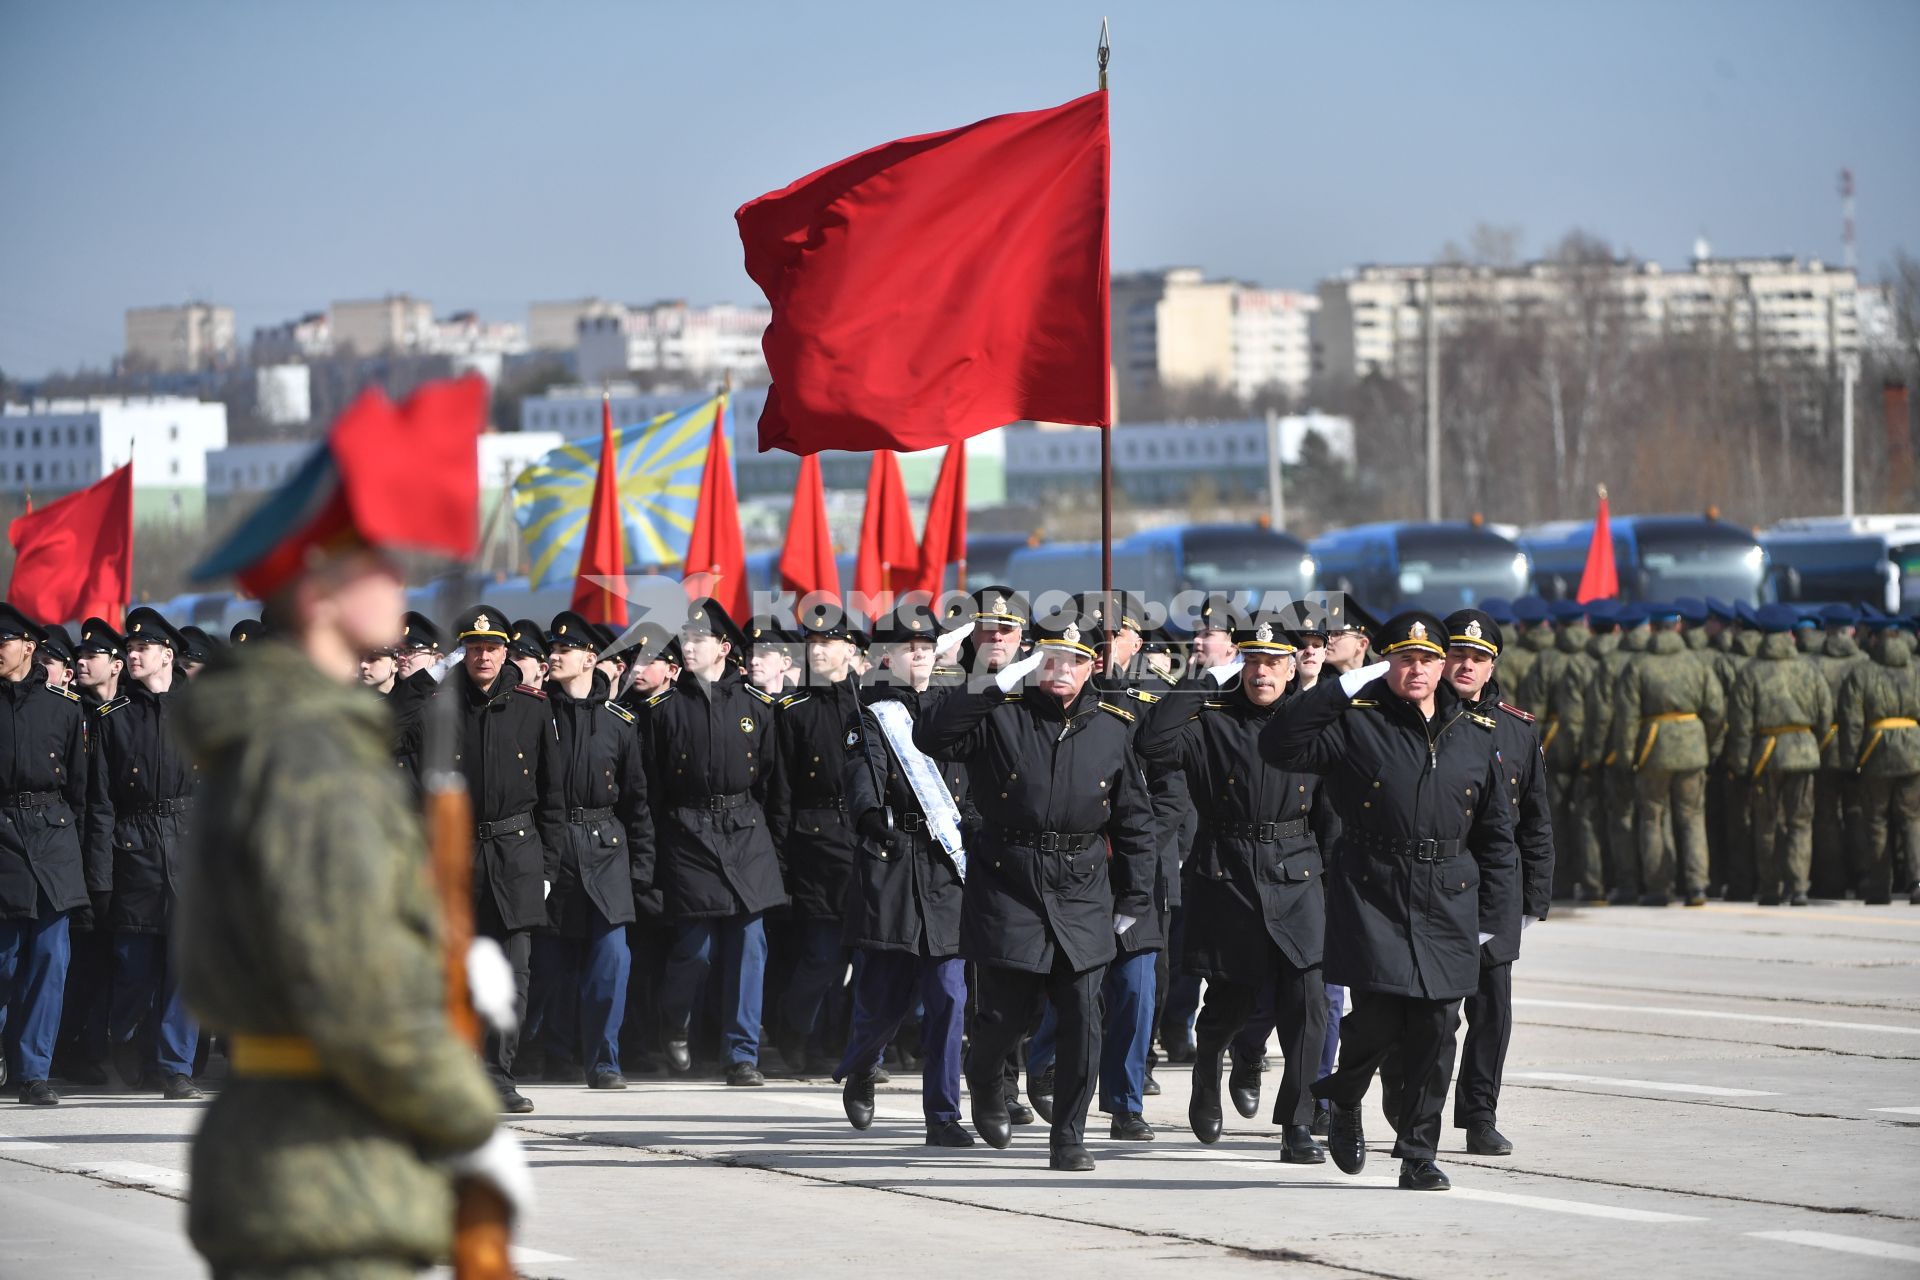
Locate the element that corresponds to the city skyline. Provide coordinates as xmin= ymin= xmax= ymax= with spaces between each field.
xmin=3 ymin=0 xmax=1916 ymax=378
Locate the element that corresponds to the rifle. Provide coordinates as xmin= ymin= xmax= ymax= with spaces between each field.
xmin=423 ymin=680 xmax=517 ymax=1280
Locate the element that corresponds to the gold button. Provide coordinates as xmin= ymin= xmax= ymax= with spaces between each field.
xmin=1298 ymin=785 xmax=1305 ymax=792
xmin=1372 ymin=780 xmax=1381 ymax=788
xmin=1362 ymin=801 xmax=1371 ymax=809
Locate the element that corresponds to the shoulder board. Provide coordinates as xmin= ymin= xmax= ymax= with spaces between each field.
xmin=1347 ymin=699 xmax=1378 ymax=709
xmin=744 ymin=684 xmax=776 ymax=706
xmin=50 ymin=683 xmax=81 ymax=703
xmin=514 ymin=683 xmax=546 ymax=700
xmin=1467 ymin=711 xmax=1498 ymax=730
xmin=1099 ymin=701 xmax=1136 ymax=723
xmin=1125 ymin=687 xmax=1160 ymax=705
xmin=1497 ymin=701 xmax=1535 ymax=724
xmin=1202 ymin=699 xmax=1228 ymax=711
xmin=96 ymin=695 xmax=129 ymax=716
xmin=643 ymin=686 xmax=675 ymax=708
xmin=1003 ymin=692 xmax=1024 ymax=702
xmin=604 ymin=700 xmax=635 ymax=724
xmin=777 ymin=691 xmax=810 ymax=709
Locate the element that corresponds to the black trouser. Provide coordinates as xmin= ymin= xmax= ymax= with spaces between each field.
xmin=1451 ymin=962 xmax=1512 ymax=1129
xmin=1197 ymin=953 xmax=1327 ymax=1127
xmin=474 ymin=893 xmax=532 ymax=1093
xmin=1313 ymin=990 xmax=1461 ymax=1161
xmin=968 ymin=954 xmax=1102 ymax=1148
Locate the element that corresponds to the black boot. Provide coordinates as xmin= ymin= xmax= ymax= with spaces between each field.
xmin=1228 ymin=1054 xmax=1262 ymax=1119
xmin=1029 ymin=1067 xmax=1055 ymax=1124
xmin=1281 ymin=1124 xmax=1326 ymax=1164
xmin=969 ymin=1070 xmax=1012 ymax=1149
xmin=1189 ymin=1041 xmax=1225 ymax=1144
xmin=1109 ymin=1111 xmax=1154 ymax=1141
xmin=1398 ymin=1157 xmax=1451 ymax=1190
xmin=1464 ymin=1122 xmax=1512 ymax=1155
xmin=924 ymin=1118 xmax=974 ymax=1147
xmin=1325 ymin=1099 xmax=1366 ymax=1175
xmin=1049 ymin=1143 xmax=1095 ymax=1172
xmin=843 ymin=1070 xmax=876 ymax=1130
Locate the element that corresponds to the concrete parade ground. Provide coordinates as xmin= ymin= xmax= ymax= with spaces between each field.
xmin=4 ymin=900 xmax=1919 ymax=1280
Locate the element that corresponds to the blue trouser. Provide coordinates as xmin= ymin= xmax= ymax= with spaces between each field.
xmin=0 ymin=903 xmax=72 ymax=1083
xmin=1160 ymin=906 xmax=1201 ymax=1049
xmin=780 ymin=917 xmax=846 ymax=1044
xmin=111 ymin=933 xmax=197 ymax=1077
xmin=1030 ymin=949 xmax=1157 ymax=1115
xmin=531 ymin=916 xmax=631 ymax=1076
xmin=835 ymin=951 xmax=966 ymax=1123
xmin=1320 ymin=984 xmax=1344 ymax=1079
xmin=663 ymin=914 xmax=766 ymax=1066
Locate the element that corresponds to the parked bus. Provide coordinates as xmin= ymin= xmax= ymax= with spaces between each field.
xmin=1309 ymin=521 xmax=1530 ymax=614
xmin=1004 ymin=521 xmax=1316 ymax=609
xmin=1520 ymin=513 xmax=1768 ymax=605
xmin=1765 ymin=515 xmax=1920 ymax=614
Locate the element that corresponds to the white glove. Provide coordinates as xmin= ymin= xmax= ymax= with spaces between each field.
xmin=1114 ymin=913 xmax=1137 ymax=936
xmin=1522 ymin=916 xmax=1534 ymax=931
xmin=1477 ymin=931 xmax=1495 ymax=946
xmin=1338 ymin=660 xmax=1390 ymax=698
xmin=1206 ymin=658 xmax=1243 ymax=686
xmin=543 ymin=879 xmax=551 ymax=900
xmin=994 ymin=650 xmax=1044 ymax=693
xmin=466 ymin=937 xmax=519 ymax=1035
xmin=444 ymin=1128 xmax=534 ymax=1220
xmin=429 ymin=647 xmax=465 ymax=683
xmin=935 ymin=620 xmax=973 ymax=659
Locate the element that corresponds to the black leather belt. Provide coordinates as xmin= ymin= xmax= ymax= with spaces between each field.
xmin=688 ymin=791 xmax=751 ymax=812
xmin=1209 ymin=817 xmax=1311 ymax=843
xmin=996 ymin=827 xmax=1099 ymax=853
xmin=895 ymin=811 xmax=928 ymax=834
xmin=0 ymin=790 xmax=59 ymax=809
xmin=794 ymin=798 xmax=846 ymax=814
xmin=1353 ymin=832 xmax=1463 ymax=862
xmin=130 ymin=797 xmax=191 ymax=817
xmin=476 ymin=812 xmax=532 ymax=839
xmin=565 ymin=806 xmax=615 ymax=823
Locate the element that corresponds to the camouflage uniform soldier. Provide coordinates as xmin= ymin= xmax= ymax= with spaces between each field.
xmin=1519 ymin=602 xmax=1596 ymax=901
xmin=1723 ymin=605 xmax=1835 ymax=907
xmin=1601 ymin=606 xmax=1653 ymax=901
xmin=1833 ymin=618 xmax=1920 ymax=904
xmin=1499 ymin=597 xmax=1553 ymax=713
xmin=1808 ymin=604 xmax=1871 ymax=899
xmin=1575 ymin=606 xmax=1629 ymax=902
xmin=176 ymin=377 xmax=528 ymax=1278
xmin=1612 ymin=605 xmax=1726 ymax=906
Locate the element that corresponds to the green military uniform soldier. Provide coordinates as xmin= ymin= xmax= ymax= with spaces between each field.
xmin=1520 ymin=603 xmax=1600 ymax=902
xmin=175 ymin=378 xmax=529 ymax=1279
xmin=1577 ymin=605 xmax=1634 ymax=903
xmin=1723 ymin=605 xmax=1836 ymax=907
xmin=1498 ymin=597 xmax=1552 ymax=707
xmin=1612 ymin=605 xmax=1726 ymax=906
xmin=1833 ymin=618 xmax=1920 ymax=905
xmin=1808 ymin=604 xmax=1872 ymax=898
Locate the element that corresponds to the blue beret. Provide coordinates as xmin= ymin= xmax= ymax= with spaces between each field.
xmin=1613 ymin=603 xmax=1649 ymax=628
xmin=1480 ymin=598 xmax=1515 ymax=626
xmin=1704 ymin=596 xmax=1736 ymax=622
xmin=1735 ymin=600 xmax=1761 ymax=627
xmin=1672 ymin=597 xmax=1709 ymax=625
xmin=1818 ymin=602 xmax=1857 ymax=627
xmin=1756 ymin=603 xmax=1801 ymax=633
xmin=1647 ymin=602 xmax=1683 ymax=624
xmin=1792 ymin=610 xmax=1820 ymax=630
xmin=1550 ymin=599 xmax=1588 ymax=623
xmin=1512 ymin=595 xmax=1552 ymax=625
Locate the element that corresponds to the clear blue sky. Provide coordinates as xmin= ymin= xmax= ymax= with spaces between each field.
xmin=3 ymin=0 xmax=1915 ymax=376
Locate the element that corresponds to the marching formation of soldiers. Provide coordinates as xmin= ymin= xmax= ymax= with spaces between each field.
xmin=2 ymin=580 xmax=1915 ymax=1203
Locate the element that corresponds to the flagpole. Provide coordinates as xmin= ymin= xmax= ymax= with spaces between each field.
xmin=1097 ymin=17 xmax=1114 ymax=620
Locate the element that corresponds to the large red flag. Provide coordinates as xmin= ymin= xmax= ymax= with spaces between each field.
xmin=8 ymin=462 xmax=134 ymax=624
xmin=854 ymin=451 xmax=920 ymax=614
xmin=779 ymin=453 xmax=838 ymax=603
xmin=684 ymin=394 xmax=748 ymax=622
xmin=571 ymin=396 xmax=628 ymax=625
xmin=912 ymin=444 xmax=968 ymax=597
xmin=1577 ymin=485 xmax=1620 ymax=603
xmin=737 ymin=91 xmax=1111 ymax=456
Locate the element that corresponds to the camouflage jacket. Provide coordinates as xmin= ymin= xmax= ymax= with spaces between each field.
xmin=1811 ymin=632 xmax=1872 ymax=768
xmin=175 ymin=640 xmax=499 ymax=1270
xmin=1500 ymin=626 xmax=1549 ymax=708
xmin=1835 ymin=634 xmax=1920 ymax=779
xmin=1524 ymin=625 xmax=1591 ymax=772
xmin=1611 ymin=630 xmax=1726 ymax=772
xmin=1724 ymin=632 xmax=1835 ymax=777
xmin=1577 ymin=631 xmax=1625 ymax=768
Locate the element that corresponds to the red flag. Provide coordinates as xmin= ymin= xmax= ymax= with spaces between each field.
xmin=684 ymin=394 xmax=748 ymax=622
xmin=571 ymin=396 xmax=628 ymax=625
xmin=779 ymin=454 xmax=838 ymax=604
xmin=737 ymin=91 xmax=1111 ymax=456
xmin=854 ymin=451 xmax=920 ymax=614
xmin=8 ymin=463 xmax=133 ymax=624
xmin=1577 ymin=485 xmax=1619 ymax=603
xmin=912 ymin=444 xmax=968 ymax=597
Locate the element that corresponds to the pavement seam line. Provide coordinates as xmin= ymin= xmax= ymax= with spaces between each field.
xmin=505 ymin=1122 xmax=1418 ymax=1280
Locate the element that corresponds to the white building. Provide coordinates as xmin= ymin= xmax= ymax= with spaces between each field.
xmin=574 ymin=301 xmax=771 ymax=385
xmin=251 ymin=312 xmax=331 ymax=364
xmin=1003 ymin=413 xmax=1355 ymax=506
xmin=1231 ymin=288 xmax=1319 ymax=400
xmin=1318 ymin=251 xmax=1865 ymax=386
xmin=254 ymin=365 xmax=312 ymax=426
xmin=528 ymin=298 xmax=624 ymax=352
xmin=329 ymin=295 xmax=436 ymax=356
xmin=1111 ymin=268 xmax=1237 ymax=396
xmin=0 ymin=395 xmax=229 ymax=521
xmin=125 ymin=302 xmax=236 ymax=373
